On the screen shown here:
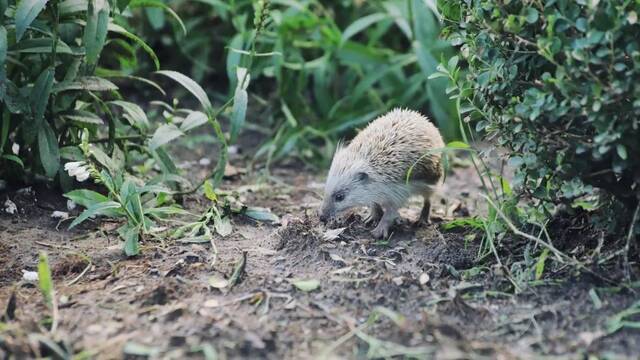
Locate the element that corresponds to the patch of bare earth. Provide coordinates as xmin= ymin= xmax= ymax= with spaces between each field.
xmin=1 ymin=165 xmax=639 ymax=359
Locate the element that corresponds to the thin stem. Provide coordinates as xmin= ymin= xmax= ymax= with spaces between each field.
xmin=624 ymin=199 xmax=640 ymax=281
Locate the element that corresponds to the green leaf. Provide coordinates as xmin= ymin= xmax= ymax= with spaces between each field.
xmin=59 ymin=0 xmax=88 ymax=15
xmin=226 ymin=34 xmax=243 ymax=91
xmin=524 ymin=7 xmax=539 ymax=24
xmin=589 ymin=288 xmax=602 ymax=310
xmin=535 ymin=248 xmax=549 ymax=280
xmin=244 ymin=207 xmax=279 ymax=223
xmin=616 ymin=144 xmax=627 ymax=160
xmin=341 ymin=13 xmax=389 ymax=45
xmin=214 ymin=213 xmax=232 ymax=237
xmin=129 ymin=0 xmax=186 ymax=35
xmin=116 ymin=0 xmax=131 ymax=12
xmin=69 ymin=200 xmax=121 ymax=228
xmin=290 ymin=279 xmax=320 ymax=292
xmin=109 ymin=100 xmax=149 ymax=129
xmin=446 ymin=141 xmax=470 ymax=149
xmin=152 ymin=147 xmax=179 ymax=174
xmin=0 ymin=110 xmax=8 ymax=151
xmin=0 ymin=25 xmax=8 ymax=67
xmin=63 ymin=110 xmax=104 ymax=126
xmin=155 ymin=70 xmax=212 ymax=114
xmin=149 ymin=124 xmax=183 ymax=150
xmin=59 ymin=146 xmax=84 ymax=161
xmin=53 ymin=77 xmax=118 ymax=92
xmin=144 ymin=206 xmax=187 ymax=217
xmin=89 ymin=145 xmax=118 ymax=174
xmin=122 ymin=224 xmax=140 ymax=256
xmin=11 ymin=38 xmax=74 ymax=54
xmin=180 ymin=111 xmax=208 ymax=132
xmin=203 ymin=180 xmax=217 ymax=201
xmin=64 ymin=189 xmax=108 ymax=208
xmin=38 ymin=122 xmax=60 ymax=178
xmin=0 ymin=25 xmax=6 ymax=97
xmin=2 ymin=154 xmax=24 ymax=168
xmin=37 ymin=251 xmax=54 ymax=305
xmin=107 ymin=22 xmax=159 ymax=70
xmin=15 ymin=0 xmax=49 ymax=41
xmin=31 ymin=67 xmax=54 ymax=130
xmin=84 ymin=0 xmax=110 ymax=69
xmin=229 ymin=87 xmax=247 ymax=144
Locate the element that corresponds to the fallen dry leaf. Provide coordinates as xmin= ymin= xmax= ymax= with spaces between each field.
xmin=322 ymin=227 xmax=346 ymax=241
xmin=208 ymin=275 xmax=229 ymax=289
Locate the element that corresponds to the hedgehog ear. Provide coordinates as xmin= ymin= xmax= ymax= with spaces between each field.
xmin=356 ymin=172 xmax=369 ymax=183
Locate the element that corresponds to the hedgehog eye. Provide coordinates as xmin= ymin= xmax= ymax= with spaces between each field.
xmin=334 ymin=192 xmax=345 ymax=202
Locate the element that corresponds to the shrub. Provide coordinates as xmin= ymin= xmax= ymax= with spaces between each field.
xmin=438 ymin=1 xmax=640 ymax=226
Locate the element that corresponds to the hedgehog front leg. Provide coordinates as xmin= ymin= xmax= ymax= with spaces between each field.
xmin=371 ymin=206 xmax=399 ymax=239
xmin=418 ymin=190 xmax=436 ymax=226
xmin=365 ymin=203 xmax=383 ymax=225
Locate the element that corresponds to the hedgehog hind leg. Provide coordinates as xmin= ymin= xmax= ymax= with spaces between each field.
xmin=418 ymin=189 xmax=436 ymax=226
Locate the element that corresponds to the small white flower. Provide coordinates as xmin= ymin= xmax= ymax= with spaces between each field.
xmin=64 ymin=161 xmax=83 ymax=172
xmin=11 ymin=143 xmax=19 ymax=155
xmin=51 ymin=211 xmax=69 ymax=220
xmin=75 ymin=171 xmax=90 ymax=182
xmin=22 ymin=270 xmax=38 ymax=282
xmin=4 ymin=199 xmax=17 ymax=214
xmin=67 ymin=200 xmax=77 ymax=211
xmin=199 ymin=157 xmax=211 ymax=166
xmin=64 ymin=161 xmax=91 ymax=182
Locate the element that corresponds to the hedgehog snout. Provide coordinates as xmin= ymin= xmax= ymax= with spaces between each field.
xmin=318 ymin=201 xmax=333 ymax=223
xmin=319 ymin=212 xmax=328 ymax=224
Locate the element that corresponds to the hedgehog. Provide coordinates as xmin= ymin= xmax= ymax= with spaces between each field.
xmin=319 ymin=108 xmax=445 ymax=239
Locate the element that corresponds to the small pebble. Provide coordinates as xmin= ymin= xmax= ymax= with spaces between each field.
xmin=22 ymin=270 xmax=38 ymax=282
xmin=4 ymin=199 xmax=17 ymax=214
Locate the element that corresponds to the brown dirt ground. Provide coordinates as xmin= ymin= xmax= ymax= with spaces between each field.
xmin=1 ymin=161 xmax=639 ymax=359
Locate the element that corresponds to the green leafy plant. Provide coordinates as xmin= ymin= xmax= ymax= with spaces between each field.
xmin=122 ymin=0 xmax=460 ymax=167
xmin=0 ymin=0 xmax=163 ymax=184
xmin=437 ymin=0 xmax=639 ymax=228
xmin=63 ymin=129 xmax=187 ymax=256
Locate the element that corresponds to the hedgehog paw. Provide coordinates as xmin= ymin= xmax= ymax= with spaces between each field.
xmin=371 ymin=222 xmax=391 ymax=239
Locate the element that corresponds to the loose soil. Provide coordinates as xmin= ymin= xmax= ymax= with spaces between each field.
xmin=1 ymin=160 xmax=639 ymax=359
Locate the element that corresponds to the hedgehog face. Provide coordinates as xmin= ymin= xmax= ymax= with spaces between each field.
xmin=319 ymin=169 xmax=371 ymax=223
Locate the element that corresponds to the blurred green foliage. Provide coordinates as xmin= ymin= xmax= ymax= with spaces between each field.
xmin=126 ymin=0 xmax=459 ymax=165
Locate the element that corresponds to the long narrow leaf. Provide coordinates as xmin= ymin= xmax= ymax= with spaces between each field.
xmin=149 ymin=124 xmax=183 ymax=150
xmin=230 ymin=87 xmax=247 ymax=144
xmin=155 ymin=70 xmax=212 ymax=114
xmin=38 ymin=122 xmax=60 ymax=177
xmin=84 ymin=0 xmax=110 ymax=69
xmin=129 ymin=0 xmax=186 ymax=35
xmin=341 ymin=13 xmax=389 ymax=45
xmin=31 ymin=67 xmax=54 ymax=129
xmin=69 ymin=201 xmax=122 ymax=228
xmin=107 ymin=22 xmax=160 ymax=70
xmin=15 ymin=0 xmax=49 ymax=41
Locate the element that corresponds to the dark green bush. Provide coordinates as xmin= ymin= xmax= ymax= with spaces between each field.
xmin=439 ymin=0 xmax=640 ymax=224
